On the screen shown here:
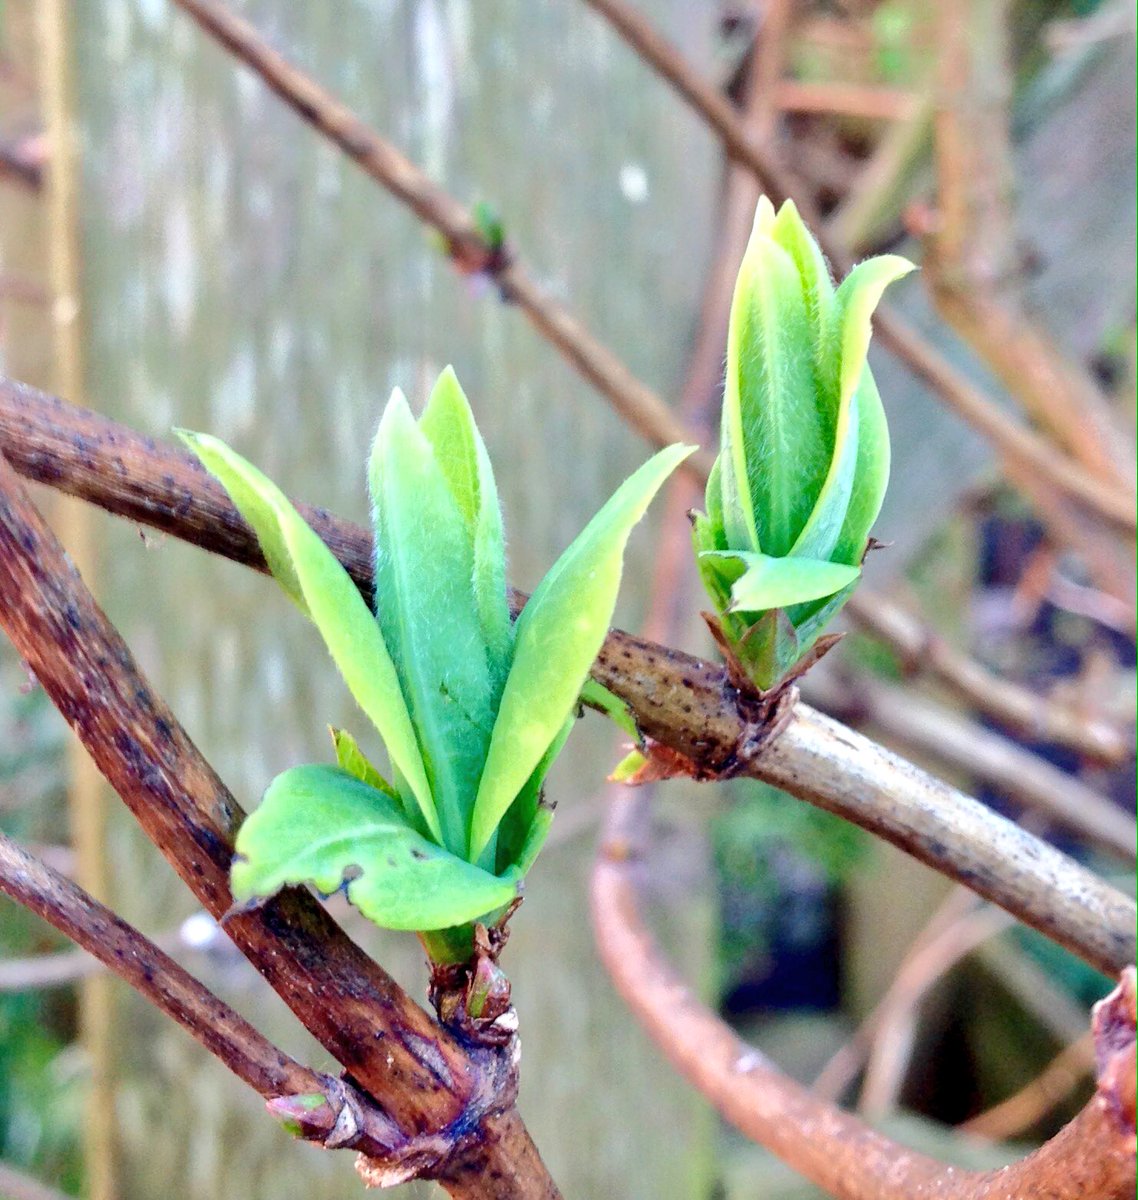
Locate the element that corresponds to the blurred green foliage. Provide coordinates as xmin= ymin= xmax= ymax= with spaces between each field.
xmin=0 ymin=650 xmax=83 ymax=1193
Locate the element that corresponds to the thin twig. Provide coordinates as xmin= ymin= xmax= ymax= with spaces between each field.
xmin=0 ymin=381 xmax=1131 ymax=976
xmin=928 ymin=0 xmax=1133 ymax=485
xmin=579 ymin=0 xmax=1138 ymax=536
xmin=826 ymin=86 xmax=935 ymax=253
xmin=592 ymin=789 xmax=1137 ymax=1199
xmin=813 ymin=887 xmax=982 ymax=1103
xmin=774 ymin=79 xmax=920 ymax=122
xmin=167 ymin=0 xmax=1133 ymax=739
xmin=808 ymin=670 xmax=1137 ymax=861
xmin=846 ymin=593 xmax=1132 ymax=765
xmin=0 ymin=932 xmax=176 ymax=991
xmin=0 ymin=446 xmax=559 ymax=1200
xmin=858 ymin=905 xmax=1015 ymax=1117
xmin=0 ymin=831 xmax=415 ymax=1163
xmin=167 ymin=0 xmax=710 ymax=481
xmin=648 ymin=10 xmax=775 ymax=637
xmin=959 ymin=1033 xmax=1095 ymax=1141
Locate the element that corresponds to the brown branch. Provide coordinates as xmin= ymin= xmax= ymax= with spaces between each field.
xmin=579 ymin=0 xmax=1138 ymax=537
xmin=0 ymin=380 xmax=1131 ymax=977
xmin=580 ymin=0 xmax=811 ymax=206
xmin=0 ymin=831 xmax=425 ymax=1167
xmin=0 ymin=448 xmax=558 ymax=1199
xmin=928 ymin=0 xmax=1133 ymax=485
xmin=167 ymin=0 xmax=710 ymax=482
xmin=846 ymin=591 xmax=1132 ymax=765
xmin=169 ymin=0 xmax=1134 ymax=718
xmin=827 ymin=86 xmax=935 ymax=253
xmin=960 ymin=1033 xmax=1095 ymax=1141
xmin=592 ymin=789 xmax=1137 ymax=1199
xmin=774 ymin=79 xmax=920 ymax=123
xmin=646 ymin=11 xmax=780 ymax=639
xmin=808 ymin=670 xmax=1137 ymax=861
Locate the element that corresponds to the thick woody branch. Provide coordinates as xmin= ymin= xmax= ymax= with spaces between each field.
xmin=592 ymin=790 xmax=1137 ymax=1200
xmin=167 ymin=0 xmax=709 ymax=482
xmin=0 ymin=448 xmax=557 ymax=1200
xmin=0 ymin=831 xmax=428 ymax=1166
xmin=808 ymin=670 xmax=1136 ymax=862
xmin=0 ymin=380 xmax=1130 ymax=976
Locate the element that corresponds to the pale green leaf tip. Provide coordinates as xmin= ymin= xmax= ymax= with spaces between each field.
xmin=752 ymin=195 xmax=777 ymax=234
xmin=609 ymin=748 xmax=647 ymax=784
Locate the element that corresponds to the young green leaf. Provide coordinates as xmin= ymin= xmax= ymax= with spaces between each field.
xmin=785 ymin=393 xmax=860 ymax=563
xmin=725 ymin=215 xmax=828 ymax=557
xmin=770 ymin=198 xmax=835 ymax=334
xmin=493 ymin=713 xmax=574 ymax=874
xmin=369 ymin=392 xmax=496 ymax=856
xmin=506 ymin=802 xmax=556 ymax=878
xmin=579 ymin=678 xmax=640 ymax=742
xmin=418 ymin=366 xmax=513 ymax=678
xmin=178 ymin=431 xmax=440 ymax=843
xmin=330 ymin=728 xmax=400 ymax=801
xmin=468 ymin=443 xmax=694 ymax=862
xmin=702 ymin=550 xmax=861 ymax=613
xmin=830 ymin=370 xmax=890 ymax=566
xmin=177 ymin=429 xmax=308 ymax=612
xmin=692 ymin=510 xmax=742 ymax=614
xmin=832 ymin=255 xmax=916 ymax=412
xmin=609 ymin=747 xmax=648 ymax=784
xmin=232 ymin=765 xmax=519 ymax=931
xmin=729 ymin=606 xmax=800 ymax=693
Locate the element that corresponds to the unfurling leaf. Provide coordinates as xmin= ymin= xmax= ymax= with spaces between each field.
xmin=469 ymin=442 xmax=695 ymax=862
xmin=188 ymin=369 xmax=689 ymax=957
xmin=692 ymin=198 xmax=913 ymax=693
xmin=232 ymin=766 xmax=519 ymax=931
xmin=179 ymin=431 xmax=440 ymax=842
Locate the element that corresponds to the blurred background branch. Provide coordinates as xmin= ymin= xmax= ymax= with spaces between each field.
xmin=1 ymin=0 xmax=1133 ymax=1196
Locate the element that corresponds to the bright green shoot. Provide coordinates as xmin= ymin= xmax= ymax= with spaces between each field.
xmin=180 ymin=368 xmax=691 ymax=963
xmin=692 ymin=198 xmax=915 ymax=692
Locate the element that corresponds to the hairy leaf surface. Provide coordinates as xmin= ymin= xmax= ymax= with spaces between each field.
xmin=232 ymin=766 xmax=518 ymax=930
xmin=468 ymin=443 xmax=693 ymax=861
xmin=704 ymin=551 xmax=861 ymax=613
xmin=179 ymin=432 xmax=440 ymax=842
xmin=369 ymin=392 xmax=495 ymax=856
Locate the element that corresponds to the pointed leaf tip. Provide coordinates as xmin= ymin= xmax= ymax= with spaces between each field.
xmin=233 ymin=765 xmax=518 ymax=930
xmin=181 ymin=430 xmax=440 ymax=842
xmin=468 ymin=443 xmax=693 ymax=861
